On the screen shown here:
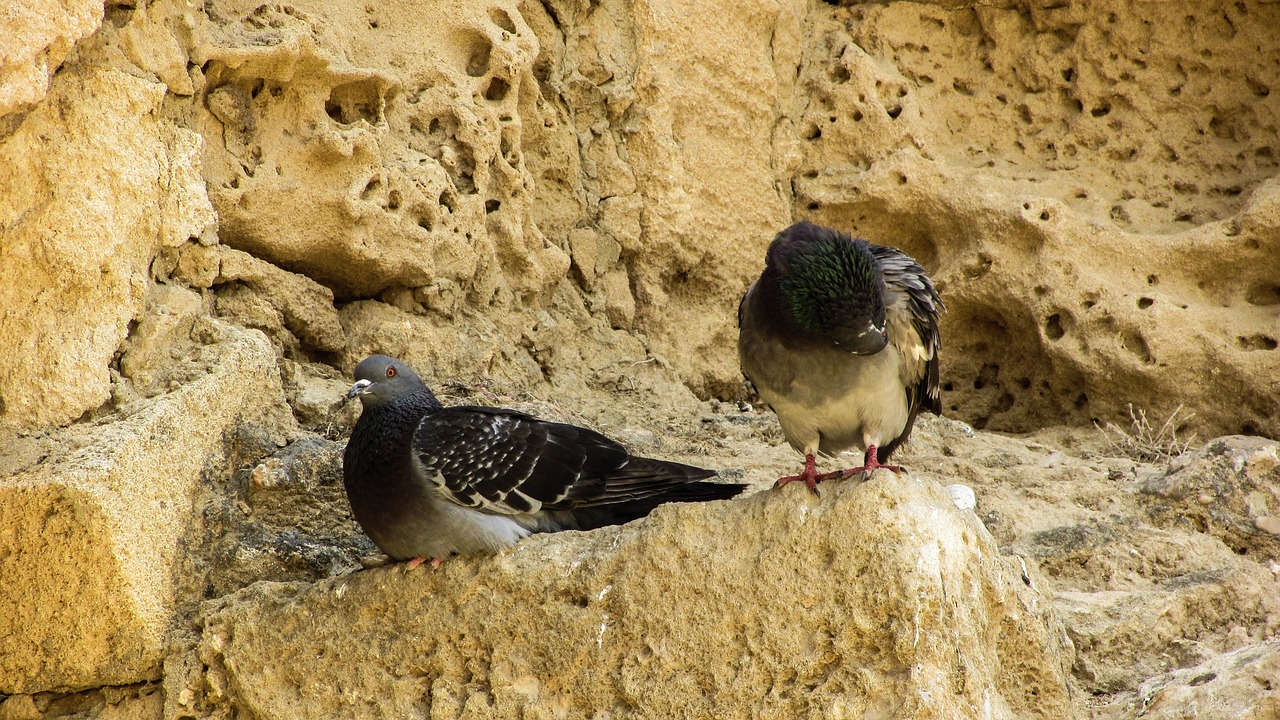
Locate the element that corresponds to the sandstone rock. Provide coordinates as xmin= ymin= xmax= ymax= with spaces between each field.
xmin=1142 ymin=436 xmax=1280 ymax=561
xmin=0 ymin=0 xmax=102 ymax=117
xmin=790 ymin=1 xmax=1280 ymax=439
xmin=0 ymin=66 xmax=215 ymax=429
xmin=177 ymin=475 xmax=1072 ymax=719
xmin=205 ymin=245 xmax=346 ymax=354
xmin=1121 ymin=639 xmax=1280 ymax=720
xmin=0 ymin=326 xmax=293 ymax=694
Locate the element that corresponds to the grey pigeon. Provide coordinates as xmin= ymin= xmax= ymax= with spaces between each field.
xmin=738 ymin=221 xmax=943 ymax=492
xmin=342 ymin=355 xmax=746 ymax=568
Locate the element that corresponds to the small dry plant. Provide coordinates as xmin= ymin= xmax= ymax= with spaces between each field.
xmin=1094 ymin=403 xmax=1197 ymax=462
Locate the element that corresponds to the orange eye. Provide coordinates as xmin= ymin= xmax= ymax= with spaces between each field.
xmin=385 ymin=366 xmax=397 ymax=379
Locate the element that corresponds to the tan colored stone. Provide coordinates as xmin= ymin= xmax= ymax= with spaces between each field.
xmin=182 ymin=476 xmax=1072 ymax=719
xmin=0 ymin=65 xmax=215 ymax=429
xmin=0 ymin=0 xmax=102 ymax=117
xmin=0 ymin=326 xmax=294 ymax=694
xmin=791 ymin=1 xmax=1280 ymax=438
xmin=1120 ymin=640 xmax=1280 ymax=720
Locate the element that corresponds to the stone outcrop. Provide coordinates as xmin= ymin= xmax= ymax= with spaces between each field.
xmin=178 ymin=476 xmax=1073 ymax=719
xmin=0 ymin=325 xmax=293 ymax=694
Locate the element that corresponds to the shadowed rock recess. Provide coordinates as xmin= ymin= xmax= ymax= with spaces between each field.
xmin=1 ymin=0 xmax=1278 ymax=718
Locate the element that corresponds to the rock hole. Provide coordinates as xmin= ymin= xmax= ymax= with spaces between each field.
xmin=483 ymin=77 xmax=510 ymax=102
xmin=1121 ymin=330 xmax=1154 ymax=364
xmin=388 ymin=190 xmax=402 ymax=211
xmin=1082 ymin=299 xmax=1096 ymax=309
xmin=895 ymin=172 xmax=908 ymax=185
xmin=952 ymin=79 xmax=974 ymax=96
xmin=830 ymin=64 xmax=850 ymax=83
xmin=1244 ymin=283 xmax=1280 ymax=306
xmin=326 ymin=79 xmax=383 ymax=125
xmin=802 ymin=124 xmax=822 ymax=140
xmin=1019 ymin=377 xmax=1031 ymax=389
xmin=942 ymin=382 xmax=954 ymax=392
xmin=1137 ymin=297 xmax=1154 ymax=309
xmin=485 ymin=199 xmax=501 ymax=214
xmin=807 ymin=202 xmax=820 ymax=210
xmin=1242 ymin=423 xmax=1257 ymax=434
xmin=439 ymin=191 xmax=456 ymax=213
xmin=429 ymin=117 xmax=441 ymax=135
xmin=250 ymin=78 xmax=266 ymax=99
xmin=851 ymin=109 xmax=864 ymax=122
xmin=1236 ymin=335 xmax=1278 ymax=351
xmin=417 ymin=215 xmax=433 ymax=231
xmin=1074 ymin=393 xmax=1089 ymax=410
xmin=973 ymin=363 xmax=999 ymax=391
xmin=490 ymin=8 xmax=517 ymax=33
xmin=466 ymin=37 xmax=493 ymax=77
xmin=1090 ymin=103 xmax=1111 ymax=117
xmin=1061 ymin=68 xmax=1075 ymax=82
xmin=1147 ymin=274 xmax=1158 ymax=285
xmin=1034 ymin=285 xmax=1047 ymax=296
xmin=1169 ymin=85 xmax=1182 ymax=97
xmin=361 ymin=177 xmax=381 ymax=199
xmin=1045 ymin=313 xmax=1065 ymax=340
xmin=1039 ymin=210 xmax=1051 ymax=221
xmin=994 ymin=393 xmax=1015 ymax=412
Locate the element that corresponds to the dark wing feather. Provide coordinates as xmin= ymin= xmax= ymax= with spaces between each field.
xmin=411 ymin=406 xmax=629 ymax=515
xmin=868 ymin=243 xmax=944 ymax=416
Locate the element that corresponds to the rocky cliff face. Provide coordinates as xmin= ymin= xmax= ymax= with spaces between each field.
xmin=1 ymin=0 xmax=1278 ymax=718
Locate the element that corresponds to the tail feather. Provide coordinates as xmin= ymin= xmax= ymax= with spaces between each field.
xmin=565 ymin=479 xmax=747 ymax=530
xmin=551 ymin=455 xmax=746 ymax=530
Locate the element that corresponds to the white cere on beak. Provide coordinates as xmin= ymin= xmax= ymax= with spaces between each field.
xmin=347 ymin=378 xmax=373 ymax=399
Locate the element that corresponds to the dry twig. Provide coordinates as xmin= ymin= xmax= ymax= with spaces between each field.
xmin=1094 ymin=403 xmax=1197 ymax=462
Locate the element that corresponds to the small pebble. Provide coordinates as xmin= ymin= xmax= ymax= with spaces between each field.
xmin=1197 ymin=493 xmax=1214 ymax=506
xmin=1254 ymin=516 xmax=1280 ymax=535
xmin=946 ymin=483 xmax=977 ymax=511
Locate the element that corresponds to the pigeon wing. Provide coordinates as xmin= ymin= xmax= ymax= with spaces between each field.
xmin=410 ymin=406 xmax=627 ymax=515
xmin=869 ymin=243 xmax=944 ymax=416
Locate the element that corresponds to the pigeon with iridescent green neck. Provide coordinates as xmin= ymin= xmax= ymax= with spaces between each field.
xmin=738 ymin=221 xmax=944 ymax=492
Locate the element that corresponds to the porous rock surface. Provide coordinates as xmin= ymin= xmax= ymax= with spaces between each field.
xmin=1 ymin=0 xmax=1278 ymax=717
xmin=180 ymin=477 xmax=1072 ymax=719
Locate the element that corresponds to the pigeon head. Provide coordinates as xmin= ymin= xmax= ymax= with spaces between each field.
xmin=347 ymin=355 xmax=431 ymax=408
xmin=764 ymin=222 xmax=888 ymax=355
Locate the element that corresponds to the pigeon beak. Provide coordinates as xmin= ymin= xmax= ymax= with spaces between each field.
xmin=845 ymin=325 xmax=889 ymax=356
xmin=347 ymin=379 xmax=373 ymax=400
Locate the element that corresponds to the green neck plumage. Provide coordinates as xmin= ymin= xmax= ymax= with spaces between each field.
xmin=779 ymin=239 xmax=880 ymax=334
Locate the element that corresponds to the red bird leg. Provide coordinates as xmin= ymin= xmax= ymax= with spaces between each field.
xmin=775 ymin=454 xmax=823 ymax=495
xmin=841 ymin=444 xmax=908 ymax=478
xmin=405 ymin=556 xmax=447 ymax=572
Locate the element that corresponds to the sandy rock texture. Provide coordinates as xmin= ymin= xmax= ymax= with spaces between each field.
xmin=0 ymin=325 xmax=292 ymax=694
xmin=1 ymin=0 xmax=1279 ymax=717
xmin=178 ymin=477 xmax=1071 ymax=720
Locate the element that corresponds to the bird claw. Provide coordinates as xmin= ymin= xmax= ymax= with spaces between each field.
xmin=775 ymin=453 xmax=824 ymax=496
xmin=841 ymin=462 xmax=907 ymax=479
xmin=775 ymin=474 xmax=821 ymax=497
xmin=405 ymin=555 xmax=446 ymax=572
